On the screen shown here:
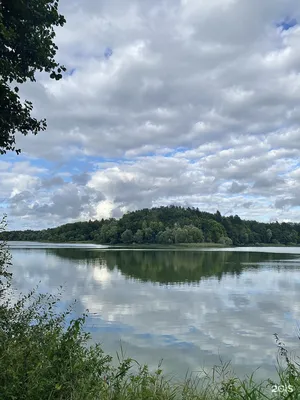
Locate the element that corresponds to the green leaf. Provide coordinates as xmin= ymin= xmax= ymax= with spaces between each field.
xmin=0 ymin=0 xmax=66 ymax=155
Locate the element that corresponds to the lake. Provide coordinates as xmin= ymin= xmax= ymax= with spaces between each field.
xmin=8 ymin=242 xmax=300 ymax=381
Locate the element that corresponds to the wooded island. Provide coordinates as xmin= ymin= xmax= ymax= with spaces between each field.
xmin=1 ymin=206 xmax=299 ymax=246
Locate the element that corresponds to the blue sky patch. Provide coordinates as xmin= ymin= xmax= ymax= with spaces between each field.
xmin=104 ymin=47 xmax=113 ymax=60
xmin=164 ymin=147 xmax=189 ymax=158
xmin=135 ymin=332 xmax=154 ymax=340
xmin=284 ymin=311 xmax=293 ymax=321
xmin=69 ymin=68 xmax=76 ymax=76
xmin=277 ymin=18 xmax=297 ymax=31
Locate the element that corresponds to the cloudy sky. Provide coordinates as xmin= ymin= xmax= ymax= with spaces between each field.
xmin=1 ymin=0 xmax=300 ymax=229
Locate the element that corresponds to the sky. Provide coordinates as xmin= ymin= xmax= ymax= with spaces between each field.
xmin=1 ymin=0 xmax=300 ymax=230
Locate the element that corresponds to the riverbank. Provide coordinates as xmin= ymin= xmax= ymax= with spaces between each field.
xmin=5 ymin=239 xmax=300 ymax=249
xmin=110 ymin=242 xmax=226 ymax=249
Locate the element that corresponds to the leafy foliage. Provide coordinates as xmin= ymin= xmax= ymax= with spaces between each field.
xmin=0 ymin=0 xmax=66 ymax=154
xmin=1 ymin=296 xmax=111 ymax=399
xmin=1 ymin=206 xmax=300 ymax=246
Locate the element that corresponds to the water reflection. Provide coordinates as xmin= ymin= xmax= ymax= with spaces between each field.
xmin=10 ymin=246 xmax=300 ymax=380
xmin=40 ymin=248 xmax=298 ymax=284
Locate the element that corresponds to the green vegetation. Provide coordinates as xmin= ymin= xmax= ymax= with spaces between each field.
xmin=0 ymin=0 xmax=66 ymax=155
xmin=2 ymin=205 xmax=300 ymax=246
xmin=1 ymin=217 xmax=300 ymax=399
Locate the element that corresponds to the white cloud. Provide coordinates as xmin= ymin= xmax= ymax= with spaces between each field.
xmin=1 ymin=0 xmax=300 ymax=228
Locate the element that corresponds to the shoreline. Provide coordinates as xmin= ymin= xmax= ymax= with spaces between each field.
xmin=5 ymin=239 xmax=300 ymax=248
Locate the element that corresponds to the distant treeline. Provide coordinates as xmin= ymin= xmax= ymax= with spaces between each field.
xmin=1 ymin=206 xmax=300 ymax=246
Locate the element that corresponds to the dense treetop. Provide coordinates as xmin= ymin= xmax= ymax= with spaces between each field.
xmin=1 ymin=205 xmax=299 ymax=246
xmin=0 ymin=0 xmax=66 ymax=154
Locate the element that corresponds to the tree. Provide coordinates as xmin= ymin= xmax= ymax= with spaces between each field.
xmin=99 ymin=224 xmax=110 ymax=243
xmin=0 ymin=0 xmax=66 ymax=155
xmin=107 ymin=222 xmax=119 ymax=244
xmin=184 ymin=225 xmax=204 ymax=243
xmin=156 ymin=228 xmax=174 ymax=244
xmin=240 ymin=231 xmax=249 ymax=245
xmin=218 ymin=236 xmax=233 ymax=246
xmin=143 ymin=227 xmax=154 ymax=243
xmin=133 ymin=229 xmax=143 ymax=244
xmin=266 ymin=229 xmax=272 ymax=243
xmin=121 ymin=229 xmax=133 ymax=244
xmin=174 ymin=227 xmax=187 ymax=244
xmin=215 ymin=210 xmax=222 ymax=223
xmin=204 ymin=220 xmax=226 ymax=243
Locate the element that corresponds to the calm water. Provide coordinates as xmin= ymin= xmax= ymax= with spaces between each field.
xmin=8 ymin=242 xmax=300 ymax=381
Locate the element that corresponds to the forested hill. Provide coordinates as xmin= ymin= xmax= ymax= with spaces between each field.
xmin=1 ymin=206 xmax=299 ymax=246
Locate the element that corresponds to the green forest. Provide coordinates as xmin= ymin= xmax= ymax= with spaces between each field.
xmin=1 ymin=206 xmax=299 ymax=246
